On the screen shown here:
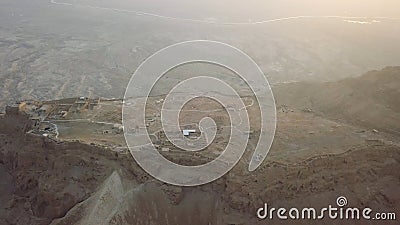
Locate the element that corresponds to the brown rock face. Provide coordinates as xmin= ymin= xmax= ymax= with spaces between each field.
xmin=0 ymin=111 xmax=127 ymax=224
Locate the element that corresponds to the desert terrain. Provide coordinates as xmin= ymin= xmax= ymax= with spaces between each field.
xmin=0 ymin=67 xmax=399 ymax=224
xmin=1 ymin=1 xmax=400 ymax=224
xmin=1 ymin=0 xmax=400 ymax=111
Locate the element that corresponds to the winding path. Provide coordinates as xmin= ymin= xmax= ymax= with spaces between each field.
xmin=50 ymin=0 xmax=399 ymax=26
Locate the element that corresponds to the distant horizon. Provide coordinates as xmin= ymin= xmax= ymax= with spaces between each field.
xmin=50 ymin=0 xmax=400 ymax=24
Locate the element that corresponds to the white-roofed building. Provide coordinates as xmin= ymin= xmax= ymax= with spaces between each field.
xmin=182 ymin=129 xmax=196 ymax=136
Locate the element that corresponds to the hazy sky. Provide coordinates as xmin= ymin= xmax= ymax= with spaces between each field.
xmin=69 ymin=0 xmax=400 ymax=21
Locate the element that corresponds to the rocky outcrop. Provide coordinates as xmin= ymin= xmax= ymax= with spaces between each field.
xmin=0 ymin=97 xmax=399 ymax=225
xmin=0 ymin=109 xmax=126 ymax=224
